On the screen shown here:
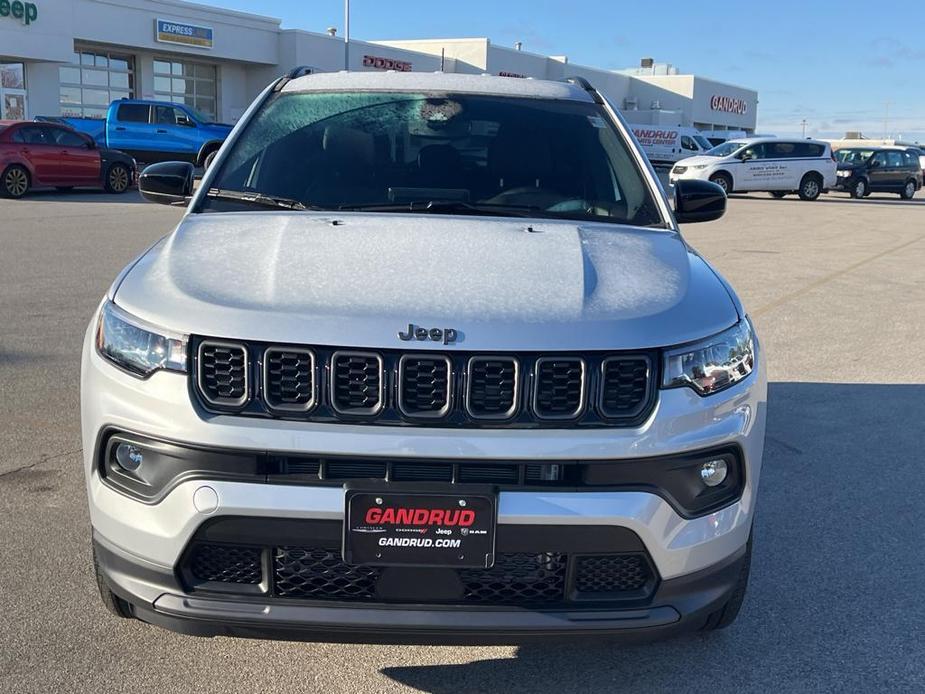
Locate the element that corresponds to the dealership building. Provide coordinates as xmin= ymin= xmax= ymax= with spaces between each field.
xmin=1 ymin=0 xmax=757 ymax=134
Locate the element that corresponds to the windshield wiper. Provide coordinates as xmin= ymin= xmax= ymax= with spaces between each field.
xmin=338 ymin=200 xmax=539 ymax=218
xmin=206 ymin=188 xmax=321 ymax=211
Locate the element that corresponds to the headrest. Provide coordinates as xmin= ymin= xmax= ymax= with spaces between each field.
xmin=322 ymin=126 xmax=374 ymax=166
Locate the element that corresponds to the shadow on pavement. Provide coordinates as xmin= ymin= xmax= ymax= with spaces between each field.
xmin=382 ymin=382 xmax=925 ymax=693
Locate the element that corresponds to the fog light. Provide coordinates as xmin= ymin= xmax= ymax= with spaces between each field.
xmin=700 ymin=459 xmax=728 ymax=487
xmin=115 ymin=443 xmax=144 ymax=471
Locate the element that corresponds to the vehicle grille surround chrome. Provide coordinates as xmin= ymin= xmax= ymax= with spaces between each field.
xmin=190 ymin=337 xmax=658 ymax=428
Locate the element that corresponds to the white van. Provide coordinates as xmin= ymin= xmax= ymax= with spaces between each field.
xmin=628 ymin=125 xmax=713 ymax=168
xmin=669 ymin=137 xmax=837 ymax=201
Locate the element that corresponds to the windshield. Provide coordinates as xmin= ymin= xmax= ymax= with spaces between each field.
xmin=693 ymin=134 xmax=712 ymax=150
xmin=201 ymin=91 xmax=664 ymax=226
xmin=836 ymin=149 xmax=875 ymax=164
xmin=705 ymin=141 xmax=747 ymax=157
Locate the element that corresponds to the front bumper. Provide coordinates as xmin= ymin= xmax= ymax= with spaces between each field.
xmin=82 ymin=318 xmax=767 ymax=642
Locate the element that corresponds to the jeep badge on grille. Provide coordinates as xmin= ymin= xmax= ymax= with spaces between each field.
xmin=398 ymin=323 xmax=458 ymax=345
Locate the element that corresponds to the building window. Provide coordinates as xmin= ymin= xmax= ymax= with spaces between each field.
xmin=59 ymin=48 xmax=134 ymax=118
xmin=0 ymin=63 xmax=27 ymax=119
xmin=152 ymin=59 xmax=217 ymax=121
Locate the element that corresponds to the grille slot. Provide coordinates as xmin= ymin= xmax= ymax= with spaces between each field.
xmin=599 ymin=356 xmax=652 ymax=419
xmin=398 ymin=354 xmax=452 ymax=418
xmin=573 ymin=553 xmax=654 ymax=595
xmin=197 ymin=341 xmax=248 ymax=407
xmin=466 ymin=356 xmax=519 ymax=419
xmin=263 ymin=348 xmax=316 ymax=412
xmin=460 ymin=552 xmax=567 ymax=604
xmin=330 ymin=351 xmax=384 ymax=415
xmin=533 ymin=357 xmax=586 ymax=419
xmin=457 ymin=464 xmax=519 ymax=484
xmin=391 ymin=462 xmax=453 ymax=482
xmin=325 ymin=461 xmax=388 ymax=479
xmin=189 ymin=544 xmax=262 ymax=585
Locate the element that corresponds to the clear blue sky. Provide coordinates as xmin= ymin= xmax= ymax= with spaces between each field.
xmin=209 ymin=0 xmax=925 ymax=141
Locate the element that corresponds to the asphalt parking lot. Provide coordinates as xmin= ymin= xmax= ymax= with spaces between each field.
xmin=1 ymin=189 xmax=923 ymax=693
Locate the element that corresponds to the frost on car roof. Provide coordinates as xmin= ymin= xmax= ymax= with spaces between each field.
xmin=282 ymin=71 xmax=594 ymax=102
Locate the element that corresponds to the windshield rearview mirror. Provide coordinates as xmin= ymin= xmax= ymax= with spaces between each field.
xmin=674 ymin=179 xmax=726 ymax=224
xmin=139 ymin=161 xmax=194 ymax=205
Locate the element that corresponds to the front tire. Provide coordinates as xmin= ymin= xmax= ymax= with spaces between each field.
xmin=850 ymin=178 xmax=867 ymax=199
xmin=2 ymin=165 xmax=30 ymax=198
xmin=798 ymin=173 xmax=822 ymax=201
xmin=701 ymin=534 xmax=752 ymax=631
xmin=93 ymin=548 xmax=133 ymax=619
xmin=900 ymin=180 xmax=916 ymax=200
xmin=709 ymin=173 xmax=732 ymax=194
xmin=104 ymin=163 xmax=131 ymax=194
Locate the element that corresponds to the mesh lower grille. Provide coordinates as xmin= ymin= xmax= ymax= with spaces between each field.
xmin=274 ymin=547 xmax=380 ymax=599
xmin=189 ymin=544 xmax=262 ymax=585
xmin=331 ymin=352 xmax=382 ymax=415
xmin=534 ymin=358 xmax=585 ymax=418
xmin=399 ymin=356 xmax=451 ymax=417
xmin=600 ymin=357 xmax=651 ymax=418
xmin=198 ymin=342 xmax=247 ymax=406
xmin=467 ymin=357 xmax=518 ymax=418
xmin=460 ymin=552 xmax=566 ymax=604
xmin=264 ymin=348 xmax=315 ymax=411
xmin=574 ymin=554 xmax=652 ymax=594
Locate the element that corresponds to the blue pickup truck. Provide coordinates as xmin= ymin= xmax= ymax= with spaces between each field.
xmin=39 ymin=99 xmax=232 ymax=167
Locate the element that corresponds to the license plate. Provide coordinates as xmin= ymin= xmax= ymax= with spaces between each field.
xmin=343 ymin=487 xmax=496 ymax=569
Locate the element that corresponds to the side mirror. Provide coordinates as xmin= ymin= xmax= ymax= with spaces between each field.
xmin=869 ymin=158 xmax=880 ymax=168
xmin=82 ymin=139 xmax=96 ymax=150
xmin=674 ymin=179 xmax=726 ymax=224
xmin=139 ymin=161 xmax=194 ymax=205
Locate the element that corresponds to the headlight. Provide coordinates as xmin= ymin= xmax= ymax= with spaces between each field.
xmin=662 ymin=319 xmax=755 ymax=396
xmin=96 ymin=300 xmax=187 ymax=377
xmin=836 ymin=170 xmax=853 ymax=177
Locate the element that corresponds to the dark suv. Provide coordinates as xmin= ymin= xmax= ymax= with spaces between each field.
xmin=834 ymin=147 xmax=922 ymax=199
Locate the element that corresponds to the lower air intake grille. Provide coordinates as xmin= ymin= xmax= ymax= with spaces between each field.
xmin=264 ymin=348 xmax=315 ymax=411
xmin=189 ymin=544 xmax=262 ymax=585
xmin=330 ymin=351 xmax=383 ymax=415
xmin=460 ymin=552 xmax=567 ymax=604
xmin=574 ymin=554 xmax=653 ymax=594
xmin=599 ymin=357 xmax=651 ymax=418
xmin=197 ymin=341 xmax=248 ymax=407
xmin=467 ymin=357 xmax=518 ymax=419
xmin=534 ymin=357 xmax=585 ymax=419
xmin=274 ymin=547 xmax=380 ymax=600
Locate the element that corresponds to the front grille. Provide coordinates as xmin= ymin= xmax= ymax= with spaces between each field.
xmin=189 ymin=544 xmax=262 ymax=585
xmin=330 ymin=351 xmax=383 ymax=415
xmin=191 ymin=338 xmax=658 ymax=427
xmin=398 ymin=355 xmax=452 ymax=417
xmin=466 ymin=356 xmax=519 ymax=419
xmin=197 ymin=341 xmax=248 ymax=407
xmin=460 ymin=552 xmax=566 ymax=604
xmin=264 ymin=348 xmax=315 ymax=412
xmin=187 ymin=545 xmax=657 ymax=606
xmin=533 ymin=357 xmax=585 ymax=419
xmin=599 ymin=357 xmax=651 ymax=419
xmin=573 ymin=554 xmax=653 ymax=594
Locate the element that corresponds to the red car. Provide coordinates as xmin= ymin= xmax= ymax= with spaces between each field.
xmin=0 ymin=120 xmax=136 ymax=198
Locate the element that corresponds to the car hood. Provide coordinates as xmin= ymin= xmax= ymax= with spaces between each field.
xmin=114 ymin=212 xmax=740 ymax=351
xmin=674 ymin=155 xmax=716 ymax=168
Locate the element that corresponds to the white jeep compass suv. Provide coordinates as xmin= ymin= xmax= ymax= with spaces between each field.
xmin=82 ymin=71 xmax=766 ymax=643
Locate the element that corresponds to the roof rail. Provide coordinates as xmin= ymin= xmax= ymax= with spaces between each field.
xmin=563 ymin=76 xmax=604 ymax=104
xmin=274 ymin=65 xmax=314 ymax=92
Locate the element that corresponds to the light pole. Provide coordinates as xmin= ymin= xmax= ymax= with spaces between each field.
xmin=800 ymin=119 xmax=807 ymax=138
xmin=344 ymin=0 xmax=350 ymax=70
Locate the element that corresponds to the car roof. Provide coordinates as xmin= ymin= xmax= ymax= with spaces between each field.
xmin=731 ymin=136 xmax=829 ymax=147
xmin=282 ymin=71 xmax=595 ymax=102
